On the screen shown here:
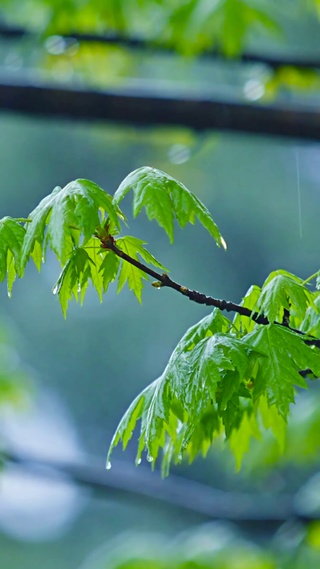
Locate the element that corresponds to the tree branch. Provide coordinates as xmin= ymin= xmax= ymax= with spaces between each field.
xmin=103 ymin=237 xmax=320 ymax=348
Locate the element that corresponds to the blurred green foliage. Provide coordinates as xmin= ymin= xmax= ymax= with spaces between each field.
xmin=0 ymin=0 xmax=281 ymax=55
xmin=0 ymin=0 xmax=318 ymax=59
xmin=78 ymin=523 xmax=320 ymax=569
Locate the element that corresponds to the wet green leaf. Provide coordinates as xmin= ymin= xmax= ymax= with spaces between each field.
xmin=113 ymin=167 xmax=226 ymax=247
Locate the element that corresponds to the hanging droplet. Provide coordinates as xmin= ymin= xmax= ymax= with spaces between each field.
xmin=106 ymin=461 xmax=112 ymax=470
xmin=52 ymin=284 xmax=58 ymax=295
xmin=136 ymin=458 xmax=142 ymax=465
xmin=146 ymin=454 xmax=154 ymax=463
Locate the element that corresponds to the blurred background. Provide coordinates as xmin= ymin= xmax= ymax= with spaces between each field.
xmin=0 ymin=1 xmax=320 ymax=567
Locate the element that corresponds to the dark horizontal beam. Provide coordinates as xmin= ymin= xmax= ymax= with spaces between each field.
xmin=3 ymin=449 xmax=301 ymax=524
xmin=0 ymin=77 xmax=320 ymax=141
xmin=0 ymin=22 xmax=320 ymax=70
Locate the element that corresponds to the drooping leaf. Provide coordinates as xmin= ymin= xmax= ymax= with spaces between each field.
xmin=258 ymin=394 xmax=286 ymax=454
xmin=228 ymin=408 xmax=261 ymax=471
xmin=83 ymin=237 xmax=105 ymax=302
xmin=113 ymin=167 xmax=226 ymax=247
xmin=99 ymin=251 xmax=120 ymax=293
xmin=53 ymin=247 xmax=92 ymax=317
xmin=116 ymin=235 xmax=167 ymax=301
xmin=21 ymin=179 xmax=123 ymax=269
xmin=233 ymin=284 xmax=262 ymax=334
xmin=256 ymin=270 xmax=316 ymax=324
xmin=83 ymin=237 xmax=121 ymax=301
xmin=300 ymin=293 xmax=320 ymax=336
xmin=125 ymin=235 xmax=167 ymax=271
xmin=53 ymin=239 xmax=122 ymax=314
xmin=162 ymin=0 xmax=280 ymax=56
xmin=244 ymin=324 xmax=320 ymax=419
xmin=0 ymin=217 xmax=26 ymax=295
xmin=108 ymin=309 xmax=263 ymax=473
xmin=177 ymin=308 xmax=232 ymax=351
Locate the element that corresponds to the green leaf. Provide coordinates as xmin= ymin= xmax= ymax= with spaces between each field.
xmin=229 ymin=408 xmax=261 ymax=471
xmin=53 ymin=239 xmax=121 ymax=313
xmin=233 ymin=284 xmax=261 ymax=334
xmin=0 ymin=217 xmax=26 ymax=295
xmin=21 ymin=179 xmax=123 ymax=269
xmin=83 ymin=237 xmax=120 ymax=301
xmin=177 ymin=308 xmax=232 ymax=351
xmin=256 ymin=270 xmax=315 ymax=324
xmin=181 ymin=334 xmax=258 ymax=418
xmin=113 ymin=167 xmax=226 ymax=247
xmin=258 ymin=395 xmax=286 ymax=454
xmin=300 ymin=293 xmax=320 ymax=336
xmin=123 ymin=235 xmax=167 ymax=271
xmin=108 ymin=309 xmax=262 ymax=473
xmin=53 ymin=248 xmax=92 ymax=317
xmin=99 ymin=251 xmax=120 ymax=293
xmin=116 ymin=235 xmax=166 ymax=302
xmin=244 ymin=324 xmax=320 ymax=419
xmin=83 ymin=238 xmax=105 ymax=302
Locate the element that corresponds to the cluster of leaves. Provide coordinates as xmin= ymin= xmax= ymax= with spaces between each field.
xmin=0 ymin=167 xmax=223 ymax=316
xmin=3 ymin=0 xmax=320 ymax=57
xmin=108 ymin=271 xmax=320 ymax=474
xmin=1 ymin=166 xmax=320 ymax=474
xmin=0 ymin=0 xmax=288 ymax=55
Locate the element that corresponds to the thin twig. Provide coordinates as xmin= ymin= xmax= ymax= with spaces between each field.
xmin=104 ymin=237 xmax=320 ymax=348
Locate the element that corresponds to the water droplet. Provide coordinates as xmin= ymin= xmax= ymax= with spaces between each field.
xmin=52 ymin=284 xmax=58 ymax=295
xmin=106 ymin=461 xmax=112 ymax=470
xmin=136 ymin=458 xmax=142 ymax=465
xmin=177 ymin=453 xmax=183 ymax=462
xmin=7 ymin=291 xmax=12 ymax=299
xmin=168 ymin=144 xmax=191 ymax=165
xmin=221 ymin=237 xmax=227 ymax=250
xmin=146 ymin=454 xmax=154 ymax=463
xmin=45 ymin=35 xmax=67 ymax=55
xmin=243 ymin=79 xmax=265 ymax=101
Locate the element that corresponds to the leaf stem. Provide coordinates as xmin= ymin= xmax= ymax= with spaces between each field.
xmin=302 ymin=271 xmax=318 ymax=286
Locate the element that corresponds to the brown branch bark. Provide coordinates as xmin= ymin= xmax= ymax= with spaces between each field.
xmin=103 ymin=237 xmax=320 ymax=348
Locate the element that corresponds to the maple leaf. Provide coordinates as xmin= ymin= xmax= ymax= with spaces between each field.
xmin=53 ymin=248 xmax=92 ymax=317
xmin=113 ymin=167 xmax=226 ymax=247
xmin=244 ymin=324 xmax=320 ymax=419
xmin=108 ymin=309 xmax=262 ymax=473
xmin=21 ymin=179 xmax=123 ymax=268
xmin=256 ymin=270 xmax=316 ymax=324
xmin=0 ymin=217 xmax=26 ymax=295
xmin=116 ymin=235 xmax=167 ymax=302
